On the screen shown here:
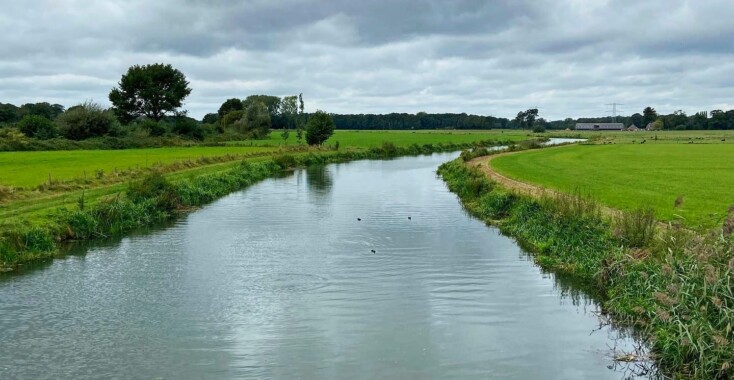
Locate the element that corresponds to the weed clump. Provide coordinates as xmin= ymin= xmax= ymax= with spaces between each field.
xmin=614 ymin=207 xmax=656 ymax=248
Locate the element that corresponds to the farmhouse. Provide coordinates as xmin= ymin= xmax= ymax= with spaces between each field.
xmin=575 ymin=123 xmax=624 ymax=131
xmin=627 ymin=124 xmax=639 ymax=131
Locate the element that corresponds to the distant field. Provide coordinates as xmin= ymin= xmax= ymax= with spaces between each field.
xmin=491 ymin=143 xmax=734 ymax=227
xmin=240 ymin=129 xmax=530 ymax=147
xmin=547 ymin=129 xmax=734 ymax=144
xmin=0 ymin=130 xmax=528 ymax=188
xmin=0 ymin=146 xmax=276 ymax=188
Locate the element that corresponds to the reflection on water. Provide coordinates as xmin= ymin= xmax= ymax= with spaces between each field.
xmin=0 ymin=152 xmax=649 ymax=379
xmin=305 ymin=164 xmax=333 ymax=194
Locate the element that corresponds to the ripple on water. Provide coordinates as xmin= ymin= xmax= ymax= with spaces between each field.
xmin=251 ymin=273 xmax=330 ymax=293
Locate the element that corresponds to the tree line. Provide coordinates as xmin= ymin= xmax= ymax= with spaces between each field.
xmin=329 ymin=113 xmax=509 ymax=130
xmin=542 ymin=107 xmax=734 ymax=131
xmin=0 ymin=63 xmax=336 ymax=147
xmin=3 ymin=62 xmax=734 ymax=150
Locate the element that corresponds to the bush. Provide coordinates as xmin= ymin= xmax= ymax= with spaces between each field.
xmin=17 ymin=115 xmax=58 ymax=139
xmin=273 ymin=154 xmax=297 ymax=169
xmin=140 ymin=119 xmax=166 ymax=137
xmin=57 ymin=102 xmax=120 ymax=140
xmin=222 ymin=110 xmax=245 ymax=129
xmin=171 ymin=116 xmax=203 ymax=140
xmin=532 ymin=125 xmax=546 ymax=133
xmin=305 ymin=110 xmax=335 ymax=145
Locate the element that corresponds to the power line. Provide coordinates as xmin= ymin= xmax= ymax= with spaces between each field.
xmin=605 ymin=103 xmax=624 ymax=122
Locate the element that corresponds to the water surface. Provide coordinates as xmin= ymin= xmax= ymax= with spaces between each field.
xmin=0 ymin=151 xmax=642 ymax=379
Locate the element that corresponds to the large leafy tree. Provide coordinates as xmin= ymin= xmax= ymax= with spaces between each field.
xmin=109 ymin=63 xmax=191 ymax=123
xmin=217 ymin=98 xmax=243 ymax=119
xmin=642 ymin=106 xmax=658 ymax=127
xmin=305 ymin=110 xmax=334 ymax=146
xmin=240 ymin=101 xmax=271 ymax=138
xmin=514 ymin=108 xmax=539 ymax=129
xmin=243 ymin=95 xmax=281 ymax=119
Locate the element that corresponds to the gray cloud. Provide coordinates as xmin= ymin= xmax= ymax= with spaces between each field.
xmin=1 ymin=0 xmax=733 ymax=120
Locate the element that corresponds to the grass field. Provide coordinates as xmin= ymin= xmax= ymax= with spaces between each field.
xmin=0 ymin=130 xmax=527 ymax=188
xmin=491 ymin=143 xmax=734 ymax=227
xmin=241 ymin=129 xmax=530 ymax=147
xmin=547 ymin=129 xmax=734 ymax=144
xmin=0 ymin=146 xmax=277 ymax=188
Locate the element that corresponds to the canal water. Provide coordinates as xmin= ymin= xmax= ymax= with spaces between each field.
xmin=0 ymin=150 xmax=644 ymax=379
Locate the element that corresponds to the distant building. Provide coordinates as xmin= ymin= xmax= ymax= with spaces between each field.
xmin=575 ymin=123 xmax=624 ymax=131
xmin=645 ymin=122 xmax=655 ymax=131
xmin=627 ymin=124 xmax=639 ymax=132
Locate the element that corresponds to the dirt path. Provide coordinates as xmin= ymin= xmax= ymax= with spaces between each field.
xmin=467 ymin=150 xmax=554 ymax=198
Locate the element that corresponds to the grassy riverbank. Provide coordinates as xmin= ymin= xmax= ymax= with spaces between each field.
xmin=490 ymin=142 xmax=734 ymax=228
xmin=0 ymin=139 xmax=515 ymax=269
xmin=438 ymin=158 xmax=734 ymax=379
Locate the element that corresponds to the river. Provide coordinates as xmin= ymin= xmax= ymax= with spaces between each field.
xmin=0 ymin=148 xmax=646 ymax=379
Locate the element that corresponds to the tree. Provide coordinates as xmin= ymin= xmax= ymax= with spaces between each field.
xmin=664 ymin=110 xmax=688 ymax=130
xmin=296 ymin=93 xmax=305 ymax=142
xmin=655 ymin=119 xmax=664 ymax=130
xmin=222 ymin=110 xmax=245 ymax=129
xmin=109 ymin=63 xmax=191 ymax=123
xmin=243 ymin=95 xmax=281 ymax=122
xmin=710 ymin=110 xmax=730 ymax=130
xmin=279 ymin=95 xmax=298 ymax=141
xmin=305 ymin=110 xmax=334 ymax=145
xmin=514 ymin=108 xmax=539 ymax=129
xmin=57 ymin=101 xmax=120 ymax=140
xmin=17 ymin=115 xmax=58 ymax=139
xmin=243 ymin=101 xmax=272 ymax=138
xmin=629 ymin=113 xmax=643 ymax=127
xmin=217 ymin=98 xmax=243 ymax=119
xmin=171 ymin=113 xmax=204 ymax=140
xmin=202 ymin=113 xmax=218 ymax=125
xmin=642 ymin=107 xmax=657 ymax=127
xmin=19 ymin=102 xmax=65 ymax=120
xmin=230 ymin=102 xmax=271 ymax=138
xmin=0 ymin=103 xmax=20 ymax=124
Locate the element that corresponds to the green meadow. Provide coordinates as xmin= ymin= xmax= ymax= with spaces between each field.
xmin=0 ymin=130 xmax=526 ymax=188
xmin=0 ymin=146 xmax=276 ymax=188
xmin=491 ymin=142 xmax=734 ymax=227
xmin=243 ymin=129 xmax=529 ymax=147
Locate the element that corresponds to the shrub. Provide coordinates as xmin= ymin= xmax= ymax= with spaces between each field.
xmin=273 ymin=154 xmax=297 ymax=169
xmin=17 ymin=115 xmax=58 ymax=139
xmin=140 ymin=118 xmax=167 ymax=137
xmin=57 ymin=101 xmax=120 ymax=140
xmin=171 ymin=116 xmax=203 ymax=140
xmin=305 ymin=110 xmax=335 ymax=145
xmin=222 ymin=110 xmax=245 ymax=129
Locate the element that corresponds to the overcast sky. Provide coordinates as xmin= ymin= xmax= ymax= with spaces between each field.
xmin=1 ymin=0 xmax=733 ymax=120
